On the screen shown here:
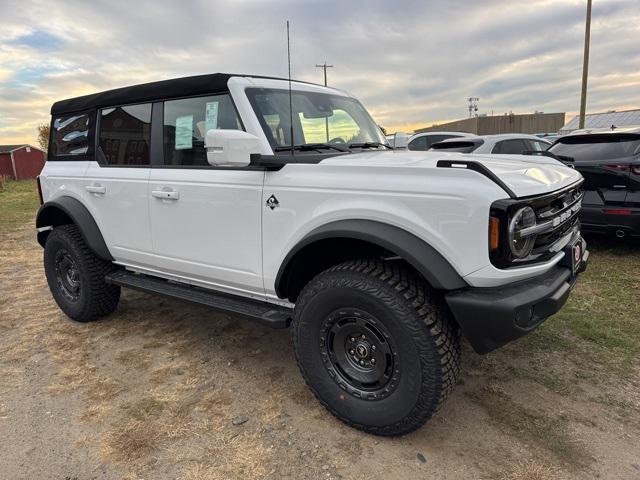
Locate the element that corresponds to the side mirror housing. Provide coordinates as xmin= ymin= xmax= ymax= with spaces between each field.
xmin=392 ymin=132 xmax=409 ymax=149
xmin=205 ymin=129 xmax=261 ymax=167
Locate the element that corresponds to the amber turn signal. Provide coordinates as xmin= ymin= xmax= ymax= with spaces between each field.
xmin=489 ymin=217 xmax=500 ymax=251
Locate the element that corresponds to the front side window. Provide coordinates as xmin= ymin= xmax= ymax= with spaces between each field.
xmin=99 ymin=103 xmax=151 ymax=166
xmin=163 ymin=94 xmax=242 ymax=166
xmin=247 ymin=88 xmax=387 ymax=150
xmin=51 ymin=114 xmax=90 ymax=156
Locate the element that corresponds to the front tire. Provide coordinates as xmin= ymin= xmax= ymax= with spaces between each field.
xmin=44 ymin=224 xmax=120 ymax=322
xmin=292 ymin=259 xmax=461 ymax=436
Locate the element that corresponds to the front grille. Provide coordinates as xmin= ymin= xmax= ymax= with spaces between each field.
xmin=526 ymin=185 xmax=583 ymax=262
xmin=489 ymin=181 xmax=584 ymax=269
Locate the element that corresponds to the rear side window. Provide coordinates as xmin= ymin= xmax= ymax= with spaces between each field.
xmin=430 ymin=141 xmax=479 ymax=153
xmin=492 ymin=139 xmax=528 ymax=154
xmin=163 ymin=94 xmax=242 ymax=166
xmin=51 ymin=114 xmax=90 ymax=156
xmin=99 ymin=103 xmax=152 ymax=166
xmin=409 ymin=134 xmax=462 ymax=151
xmin=549 ymin=136 xmax=640 ymax=161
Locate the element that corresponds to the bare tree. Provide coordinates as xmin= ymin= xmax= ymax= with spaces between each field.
xmin=37 ymin=123 xmax=50 ymax=151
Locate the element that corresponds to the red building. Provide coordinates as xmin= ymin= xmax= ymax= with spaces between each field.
xmin=0 ymin=145 xmax=46 ymax=180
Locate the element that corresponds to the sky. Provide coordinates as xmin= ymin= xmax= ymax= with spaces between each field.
xmin=0 ymin=0 xmax=639 ymax=145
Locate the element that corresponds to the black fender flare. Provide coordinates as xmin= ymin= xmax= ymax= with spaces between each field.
xmin=36 ymin=196 xmax=113 ymax=261
xmin=275 ymin=219 xmax=467 ymax=297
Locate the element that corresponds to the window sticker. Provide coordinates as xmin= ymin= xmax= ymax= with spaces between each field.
xmin=205 ymin=102 xmax=219 ymax=131
xmin=175 ymin=115 xmax=193 ymax=150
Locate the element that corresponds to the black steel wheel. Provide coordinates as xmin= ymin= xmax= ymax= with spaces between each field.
xmin=44 ymin=224 xmax=120 ymax=322
xmin=292 ymin=259 xmax=461 ymax=436
xmin=54 ymin=249 xmax=81 ymax=302
xmin=320 ymin=308 xmax=399 ymax=401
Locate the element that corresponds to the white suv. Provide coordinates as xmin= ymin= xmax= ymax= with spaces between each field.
xmin=36 ymin=73 xmax=588 ymax=436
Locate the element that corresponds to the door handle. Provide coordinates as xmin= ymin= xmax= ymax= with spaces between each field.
xmin=151 ymin=190 xmax=180 ymax=200
xmin=85 ymin=185 xmax=106 ymax=195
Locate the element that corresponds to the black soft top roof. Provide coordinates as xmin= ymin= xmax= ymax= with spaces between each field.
xmin=50 ymin=73 xmax=309 ymax=116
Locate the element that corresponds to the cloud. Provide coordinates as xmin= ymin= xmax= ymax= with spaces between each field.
xmin=0 ymin=0 xmax=638 ymax=144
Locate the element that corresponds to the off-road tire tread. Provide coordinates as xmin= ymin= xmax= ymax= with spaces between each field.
xmin=292 ymin=259 xmax=461 ymax=436
xmin=44 ymin=224 xmax=120 ymax=322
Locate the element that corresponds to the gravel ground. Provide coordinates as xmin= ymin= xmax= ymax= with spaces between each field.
xmin=1 ymin=222 xmax=639 ymax=480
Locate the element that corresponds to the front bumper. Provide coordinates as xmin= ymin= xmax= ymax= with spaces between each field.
xmin=445 ymin=238 xmax=589 ymax=354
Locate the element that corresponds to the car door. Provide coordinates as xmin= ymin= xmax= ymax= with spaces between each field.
xmin=148 ymin=93 xmax=265 ymax=298
xmin=83 ymin=103 xmax=153 ymax=266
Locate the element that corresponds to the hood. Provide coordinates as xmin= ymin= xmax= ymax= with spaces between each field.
xmin=319 ymin=150 xmax=583 ymax=198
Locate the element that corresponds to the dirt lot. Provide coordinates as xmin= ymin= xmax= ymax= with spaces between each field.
xmin=1 ymin=180 xmax=639 ymax=480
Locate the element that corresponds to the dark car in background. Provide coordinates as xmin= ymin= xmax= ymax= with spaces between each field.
xmin=547 ymin=129 xmax=640 ymax=238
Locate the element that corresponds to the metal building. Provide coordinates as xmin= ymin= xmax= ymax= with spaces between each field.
xmin=559 ymin=109 xmax=640 ymax=134
xmin=414 ymin=112 xmax=565 ymax=136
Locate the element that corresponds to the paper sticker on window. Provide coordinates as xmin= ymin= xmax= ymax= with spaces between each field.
xmin=175 ymin=115 xmax=193 ymax=150
xmin=205 ymin=102 xmax=219 ymax=131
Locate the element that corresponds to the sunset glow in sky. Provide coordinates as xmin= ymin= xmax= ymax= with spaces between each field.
xmin=1 ymin=0 xmax=639 ymax=145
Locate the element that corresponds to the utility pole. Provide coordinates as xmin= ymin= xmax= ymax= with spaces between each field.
xmin=578 ymin=0 xmax=592 ymax=129
xmin=315 ymin=62 xmax=333 ymax=86
xmin=315 ymin=62 xmax=334 ymax=141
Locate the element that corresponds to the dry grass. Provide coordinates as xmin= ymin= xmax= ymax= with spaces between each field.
xmin=501 ymin=460 xmax=567 ymax=480
xmin=466 ymin=386 xmax=591 ymax=469
xmin=101 ymin=419 xmax=160 ymax=463
xmin=180 ymin=433 xmax=273 ymax=480
xmin=115 ymin=349 xmax=152 ymax=369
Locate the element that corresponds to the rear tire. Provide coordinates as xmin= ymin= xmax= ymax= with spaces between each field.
xmin=44 ymin=224 xmax=120 ymax=322
xmin=292 ymin=259 xmax=461 ymax=436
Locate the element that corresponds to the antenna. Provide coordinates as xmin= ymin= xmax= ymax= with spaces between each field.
xmin=467 ymin=97 xmax=479 ymax=117
xmin=286 ymin=20 xmax=294 ymax=157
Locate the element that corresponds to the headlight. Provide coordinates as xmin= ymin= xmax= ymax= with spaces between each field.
xmin=509 ymin=206 xmax=536 ymax=258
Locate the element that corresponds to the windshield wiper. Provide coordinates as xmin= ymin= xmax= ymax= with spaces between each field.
xmin=348 ymin=142 xmax=393 ymax=150
xmin=274 ymin=143 xmax=348 ymax=153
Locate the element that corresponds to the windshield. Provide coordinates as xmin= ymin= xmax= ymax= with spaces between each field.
xmin=246 ymin=88 xmax=387 ymax=151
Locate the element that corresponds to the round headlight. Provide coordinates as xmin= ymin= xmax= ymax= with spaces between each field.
xmin=509 ymin=206 xmax=536 ymax=259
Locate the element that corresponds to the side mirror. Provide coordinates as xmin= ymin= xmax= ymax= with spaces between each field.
xmin=205 ymin=130 xmax=261 ymax=167
xmin=392 ymin=132 xmax=409 ymax=149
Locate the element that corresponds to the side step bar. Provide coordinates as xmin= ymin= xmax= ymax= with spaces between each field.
xmin=105 ymin=270 xmax=292 ymax=329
